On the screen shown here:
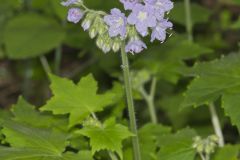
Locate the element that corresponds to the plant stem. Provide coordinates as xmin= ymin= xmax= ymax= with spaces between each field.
xmin=120 ymin=43 xmax=141 ymax=160
xmin=209 ymin=104 xmax=225 ymax=147
xmin=184 ymin=0 xmax=193 ymax=41
xmin=139 ymin=77 xmax=158 ymax=124
xmin=40 ymin=56 xmax=52 ymax=75
xmin=109 ymin=151 xmax=119 ymax=160
xmin=149 ymin=77 xmax=158 ymax=123
xmin=54 ymin=45 xmax=62 ymax=75
xmin=199 ymin=153 xmax=206 ymax=160
xmin=22 ymin=60 xmax=33 ymax=98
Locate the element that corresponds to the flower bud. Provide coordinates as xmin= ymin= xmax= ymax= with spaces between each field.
xmin=82 ymin=19 xmax=91 ymax=31
xmin=92 ymin=16 xmax=107 ymax=35
xmin=96 ymin=36 xmax=104 ymax=49
xmin=112 ymin=38 xmax=121 ymax=52
xmin=81 ymin=13 xmax=95 ymax=31
xmin=89 ymin=27 xmax=97 ymax=39
xmin=100 ymin=34 xmax=113 ymax=53
xmin=82 ymin=117 xmax=102 ymax=128
xmin=127 ymin=25 xmax=139 ymax=40
xmin=196 ymin=143 xmax=204 ymax=153
xmin=102 ymin=44 xmax=111 ymax=53
xmin=67 ymin=8 xmax=84 ymax=24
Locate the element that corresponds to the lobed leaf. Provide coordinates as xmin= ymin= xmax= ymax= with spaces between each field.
xmin=76 ymin=118 xmax=133 ymax=159
xmin=41 ymin=74 xmax=114 ymax=127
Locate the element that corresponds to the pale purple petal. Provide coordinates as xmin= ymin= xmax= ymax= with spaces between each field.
xmin=104 ymin=8 xmax=127 ymax=38
xmin=136 ymin=22 xmax=148 ymax=36
xmin=127 ymin=4 xmax=157 ymax=37
xmin=67 ymin=8 xmax=84 ymax=24
xmin=145 ymin=0 xmax=173 ymax=20
xmin=120 ymin=0 xmax=140 ymax=10
xmin=125 ymin=39 xmax=147 ymax=54
xmin=151 ymin=19 xmax=172 ymax=42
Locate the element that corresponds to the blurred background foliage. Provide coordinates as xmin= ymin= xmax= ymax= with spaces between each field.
xmin=0 ymin=0 xmax=240 ymax=144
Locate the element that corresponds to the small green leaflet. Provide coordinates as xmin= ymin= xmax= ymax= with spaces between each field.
xmin=41 ymin=74 xmax=114 ymax=127
xmin=76 ymin=118 xmax=133 ymax=159
xmin=182 ymin=53 xmax=240 ymax=131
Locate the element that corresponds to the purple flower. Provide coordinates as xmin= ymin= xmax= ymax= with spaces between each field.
xmin=144 ymin=0 xmax=156 ymax=4
xmin=125 ymin=39 xmax=147 ymax=54
xmin=104 ymin=8 xmax=127 ymax=38
xmin=127 ymin=4 xmax=157 ymax=37
xmin=67 ymin=8 xmax=84 ymax=24
xmin=120 ymin=0 xmax=140 ymax=10
xmin=61 ymin=0 xmax=78 ymax=6
xmin=145 ymin=0 xmax=174 ymax=13
xmin=144 ymin=0 xmax=173 ymax=21
xmin=151 ymin=19 xmax=172 ymax=42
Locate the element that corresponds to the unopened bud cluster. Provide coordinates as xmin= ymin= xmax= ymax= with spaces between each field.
xmin=61 ymin=0 xmax=173 ymax=54
xmin=193 ymin=135 xmax=219 ymax=159
xmin=82 ymin=117 xmax=102 ymax=128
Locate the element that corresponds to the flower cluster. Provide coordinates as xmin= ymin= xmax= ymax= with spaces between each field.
xmin=61 ymin=0 xmax=173 ymax=54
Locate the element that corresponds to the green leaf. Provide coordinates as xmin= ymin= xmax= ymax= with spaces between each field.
xmin=76 ymin=118 xmax=133 ymax=159
xmin=0 ymin=147 xmax=59 ymax=160
xmin=170 ymin=2 xmax=211 ymax=26
xmin=2 ymin=120 xmax=68 ymax=153
xmin=159 ymin=94 xmax=193 ymax=129
xmin=12 ymin=96 xmax=68 ymax=131
xmin=139 ymin=123 xmax=171 ymax=160
xmin=212 ymin=145 xmax=240 ymax=160
xmin=63 ymin=151 xmax=93 ymax=160
xmin=41 ymin=74 xmax=114 ymax=127
xmin=0 ymin=147 xmax=92 ymax=160
xmin=134 ymin=35 xmax=213 ymax=83
xmin=4 ymin=13 xmax=65 ymax=59
xmin=157 ymin=128 xmax=197 ymax=160
xmin=182 ymin=53 xmax=240 ymax=131
xmin=0 ymin=120 xmax=70 ymax=160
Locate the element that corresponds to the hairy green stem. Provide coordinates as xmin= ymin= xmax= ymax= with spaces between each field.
xmin=121 ymin=43 xmax=141 ymax=160
xmin=184 ymin=0 xmax=193 ymax=41
xmin=209 ymin=104 xmax=225 ymax=147
xmin=22 ymin=60 xmax=33 ymax=98
xmin=149 ymin=77 xmax=158 ymax=123
xmin=40 ymin=56 xmax=52 ymax=75
xmin=54 ymin=46 xmax=62 ymax=75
